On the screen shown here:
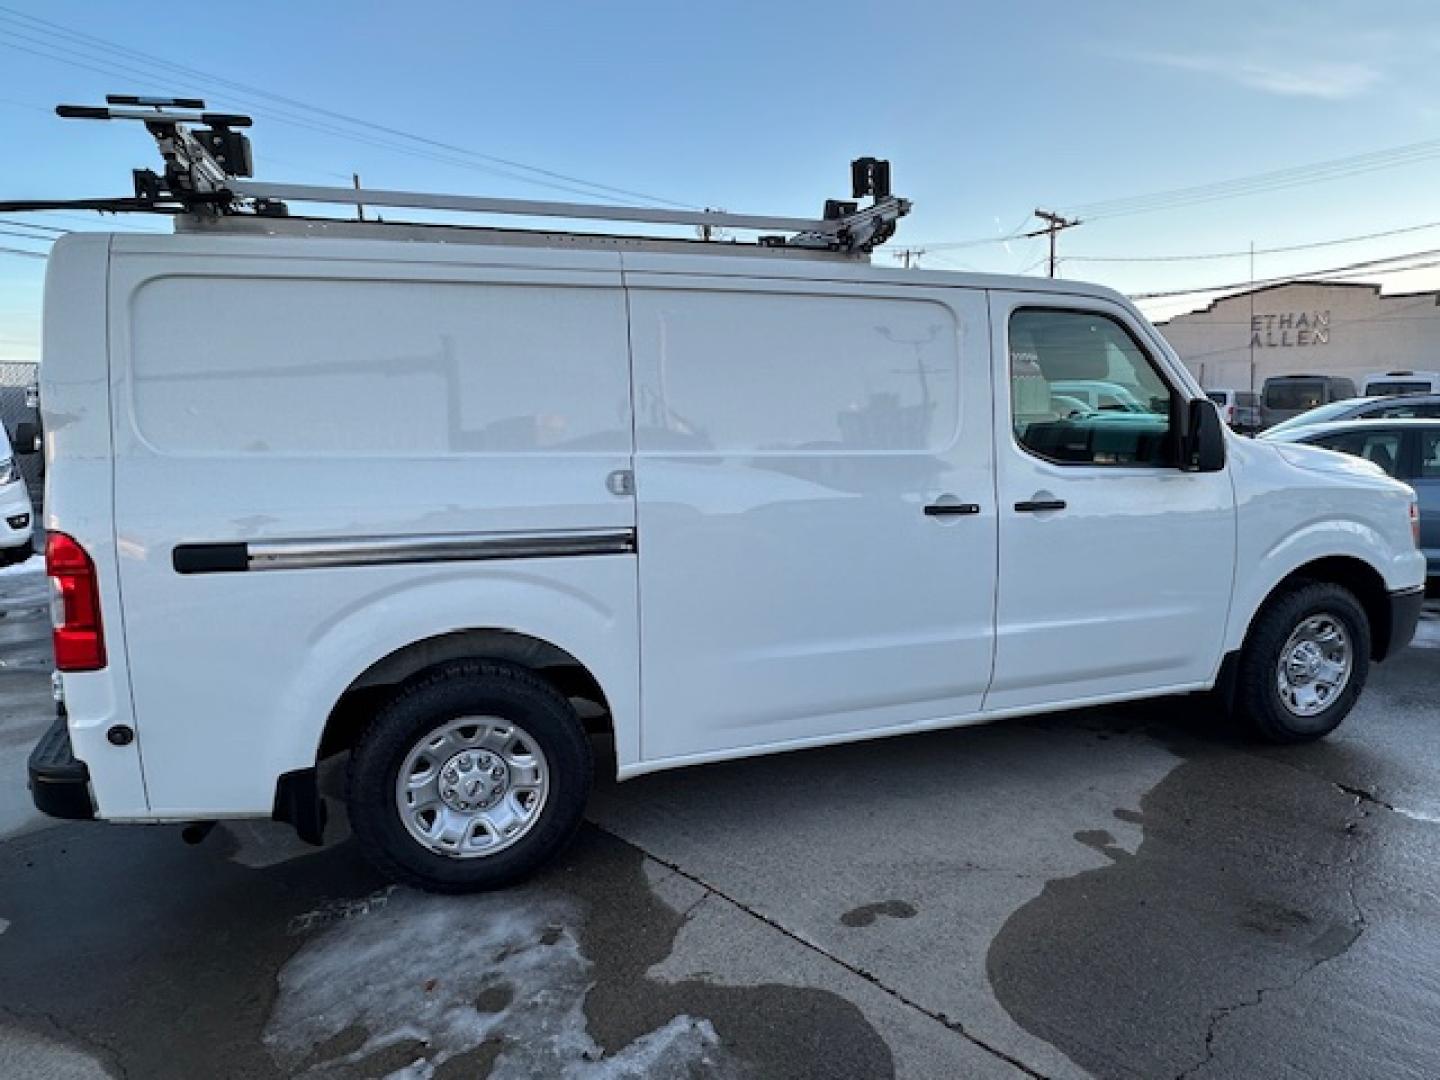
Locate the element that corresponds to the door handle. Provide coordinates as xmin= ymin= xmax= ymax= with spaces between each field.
xmin=924 ymin=502 xmax=981 ymax=517
xmin=1014 ymin=499 xmax=1067 ymax=513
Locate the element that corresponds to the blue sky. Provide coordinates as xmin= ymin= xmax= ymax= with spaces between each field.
xmin=6 ymin=0 xmax=1440 ymax=358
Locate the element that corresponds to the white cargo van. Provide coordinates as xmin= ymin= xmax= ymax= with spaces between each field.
xmin=1362 ymin=370 xmax=1440 ymax=397
xmin=16 ymin=111 xmax=1427 ymax=891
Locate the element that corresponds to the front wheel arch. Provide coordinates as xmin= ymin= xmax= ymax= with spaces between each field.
xmin=1239 ymin=556 xmax=1391 ymax=662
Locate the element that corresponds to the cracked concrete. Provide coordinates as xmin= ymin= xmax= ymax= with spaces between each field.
xmin=594 ymin=823 xmax=1046 ymax=1079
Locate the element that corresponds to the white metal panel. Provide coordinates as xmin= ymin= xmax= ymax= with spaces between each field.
xmin=1222 ymin=436 xmax=1425 ymax=654
xmin=128 ymin=276 xmax=631 ymax=456
xmin=985 ymin=290 xmax=1236 ymax=711
xmin=40 ymin=235 xmax=152 ymax=816
xmin=110 ymin=249 xmax=639 ymax=814
xmin=628 ymin=276 xmax=997 ymax=763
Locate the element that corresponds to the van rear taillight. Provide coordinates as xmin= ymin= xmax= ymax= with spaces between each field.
xmin=46 ymin=532 xmax=106 ymax=671
xmin=1411 ymin=501 xmax=1422 ymax=548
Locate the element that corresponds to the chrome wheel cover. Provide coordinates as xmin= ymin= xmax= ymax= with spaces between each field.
xmin=1276 ymin=614 xmax=1352 ymax=718
xmin=394 ymin=716 xmax=549 ymax=858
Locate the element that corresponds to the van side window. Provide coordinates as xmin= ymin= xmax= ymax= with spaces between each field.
xmin=1009 ymin=308 xmax=1175 ymax=467
xmin=631 ymin=291 xmax=959 ymax=455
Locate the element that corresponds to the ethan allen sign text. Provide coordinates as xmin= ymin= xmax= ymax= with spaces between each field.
xmin=1250 ymin=311 xmax=1330 ymax=347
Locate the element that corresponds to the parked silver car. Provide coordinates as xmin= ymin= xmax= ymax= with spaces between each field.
xmin=1264 ymin=418 xmax=1440 ymax=584
xmin=1260 ymin=392 xmax=1440 ymax=438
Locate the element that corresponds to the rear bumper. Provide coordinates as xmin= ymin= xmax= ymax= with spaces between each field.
xmin=27 ymin=708 xmax=96 ymax=821
xmin=1381 ymin=586 xmax=1426 ymax=660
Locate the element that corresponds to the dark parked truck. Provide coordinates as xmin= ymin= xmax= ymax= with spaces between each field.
xmin=1261 ymin=374 xmax=1357 ymax=429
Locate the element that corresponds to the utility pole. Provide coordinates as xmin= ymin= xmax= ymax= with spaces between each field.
xmin=1030 ymin=209 xmax=1080 ymax=277
xmin=895 ymin=247 xmax=926 ymax=269
xmin=1248 ymin=240 xmax=1256 ymax=392
xmin=353 ymin=172 xmax=365 ymax=221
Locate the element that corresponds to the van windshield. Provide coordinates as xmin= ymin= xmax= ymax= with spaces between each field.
xmin=1264 ymin=379 xmax=1326 ymax=410
xmin=1367 ymin=380 xmax=1429 ymax=396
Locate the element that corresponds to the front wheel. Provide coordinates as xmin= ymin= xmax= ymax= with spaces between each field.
xmin=347 ymin=659 xmax=593 ymax=893
xmin=1234 ymin=581 xmax=1371 ymax=743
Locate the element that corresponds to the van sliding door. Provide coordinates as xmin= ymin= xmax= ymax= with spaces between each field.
xmin=625 ymin=271 xmax=998 ymax=764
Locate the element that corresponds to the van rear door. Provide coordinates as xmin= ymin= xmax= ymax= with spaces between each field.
xmin=625 ymin=271 xmax=997 ymax=763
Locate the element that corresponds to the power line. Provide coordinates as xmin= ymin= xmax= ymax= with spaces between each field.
xmin=1067 ymin=138 xmax=1440 ymax=221
xmin=0 ymin=7 xmax=698 ymax=209
xmin=0 ymin=217 xmax=67 ymax=234
xmin=0 ymin=245 xmax=47 ymax=259
xmin=1069 ymin=219 xmax=1440 ymax=264
xmin=0 ymin=227 xmax=56 ymax=243
xmin=1129 ymin=246 xmax=1440 ymax=300
xmin=913 ymin=143 xmax=1440 ymax=255
xmin=0 ymin=30 xmax=648 ymax=203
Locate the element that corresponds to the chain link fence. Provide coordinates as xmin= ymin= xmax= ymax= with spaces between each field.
xmin=0 ymin=361 xmax=42 ymax=509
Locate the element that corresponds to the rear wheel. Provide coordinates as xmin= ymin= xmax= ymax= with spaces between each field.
xmin=347 ymin=659 xmax=592 ymax=893
xmin=1235 ymin=581 xmax=1370 ymax=743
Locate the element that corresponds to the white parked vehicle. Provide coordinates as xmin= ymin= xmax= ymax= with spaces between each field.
xmin=17 ymin=103 xmax=1428 ymax=891
xmin=1049 ymin=379 xmax=1152 ymax=414
xmin=1362 ymin=370 xmax=1440 ymax=397
xmin=0 ymin=423 xmax=34 ymax=565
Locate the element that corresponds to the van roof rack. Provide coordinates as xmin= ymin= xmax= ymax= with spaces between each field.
xmin=0 ymin=97 xmax=911 ymax=256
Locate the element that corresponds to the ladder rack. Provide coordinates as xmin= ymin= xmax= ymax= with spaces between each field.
xmin=0 ymin=96 xmax=912 ymax=256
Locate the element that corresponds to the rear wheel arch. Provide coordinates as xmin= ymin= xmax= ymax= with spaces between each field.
xmin=318 ymin=628 xmax=615 ymax=762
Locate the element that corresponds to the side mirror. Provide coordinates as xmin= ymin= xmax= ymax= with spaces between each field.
xmin=13 ymin=421 xmax=39 ymax=455
xmin=1181 ymin=398 xmax=1225 ymax=472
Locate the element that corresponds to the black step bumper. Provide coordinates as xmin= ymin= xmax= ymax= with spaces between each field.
xmin=28 ymin=709 xmax=95 ymax=821
xmin=1382 ymin=586 xmax=1426 ymax=660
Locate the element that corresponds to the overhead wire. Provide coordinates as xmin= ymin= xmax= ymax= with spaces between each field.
xmin=0 ymin=6 xmax=699 ymax=209
xmin=1068 ymin=220 xmax=1440 ymax=264
xmin=1066 ymin=139 xmax=1440 ymax=220
xmin=1129 ymin=247 xmax=1440 ymax=300
xmin=0 ymin=29 xmax=665 ymax=203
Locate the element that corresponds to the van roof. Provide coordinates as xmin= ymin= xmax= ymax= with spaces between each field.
xmin=96 ymin=221 xmax=1133 ymax=303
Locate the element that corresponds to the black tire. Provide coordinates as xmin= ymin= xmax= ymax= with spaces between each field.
xmin=347 ymin=659 xmax=592 ymax=893
xmin=0 ymin=541 xmax=31 ymax=567
xmin=1235 ymin=581 xmax=1371 ymax=744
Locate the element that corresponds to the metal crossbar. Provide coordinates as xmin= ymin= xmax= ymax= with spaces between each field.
xmin=231 ymin=181 xmax=843 ymax=235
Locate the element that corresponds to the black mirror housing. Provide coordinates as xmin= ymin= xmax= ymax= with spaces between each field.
xmin=1182 ymin=398 xmax=1225 ymax=472
xmin=13 ymin=421 xmax=39 ymax=455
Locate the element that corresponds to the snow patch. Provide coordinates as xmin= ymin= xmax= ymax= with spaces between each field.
xmin=264 ymin=889 xmax=729 ymax=1079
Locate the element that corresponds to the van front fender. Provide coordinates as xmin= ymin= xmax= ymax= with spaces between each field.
xmin=1225 ymin=516 xmax=1413 ymax=655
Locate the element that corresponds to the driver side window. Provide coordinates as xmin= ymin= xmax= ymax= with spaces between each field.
xmin=1010 ymin=308 xmax=1176 ymax=467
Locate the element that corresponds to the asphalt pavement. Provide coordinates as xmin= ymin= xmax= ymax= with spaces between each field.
xmin=1 ymin=553 xmax=1437 ymax=1079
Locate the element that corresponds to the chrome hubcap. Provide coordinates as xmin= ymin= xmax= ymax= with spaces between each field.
xmin=395 ymin=717 xmax=549 ymax=858
xmin=1276 ymin=615 xmax=1352 ymax=718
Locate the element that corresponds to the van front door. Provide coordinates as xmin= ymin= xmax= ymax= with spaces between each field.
xmin=986 ymin=292 xmax=1235 ymax=712
xmin=626 ymin=274 xmax=997 ymax=764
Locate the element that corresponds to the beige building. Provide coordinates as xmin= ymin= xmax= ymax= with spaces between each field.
xmin=1156 ymin=281 xmax=1440 ymax=392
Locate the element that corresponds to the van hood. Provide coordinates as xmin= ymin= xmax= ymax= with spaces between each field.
xmin=1268 ymin=440 xmax=1389 ymax=480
